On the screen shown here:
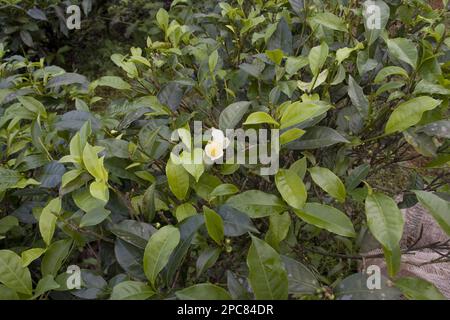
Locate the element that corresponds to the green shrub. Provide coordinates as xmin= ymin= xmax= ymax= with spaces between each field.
xmin=0 ymin=0 xmax=449 ymax=300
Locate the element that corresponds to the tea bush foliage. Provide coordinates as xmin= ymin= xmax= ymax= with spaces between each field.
xmin=0 ymin=0 xmax=449 ymax=300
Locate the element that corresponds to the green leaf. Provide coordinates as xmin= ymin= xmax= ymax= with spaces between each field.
xmin=386 ymin=38 xmax=418 ymax=69
xmin=110 ymin=281 xmax=155 ymax=300
xmin=18 ymin=96 xmax=47 ymax=118
xmin=0 ymin=250 xmax=33 ymax=295
xmin=243 ymin=112 xmax=279 ymax=126
xmin=395 ymin=277 xmax=446 ymax=300
xmin=143 ymin=225 xmax=180 ymax=287
xmin=280 ymin=101 xmax=331 ymax=129
xmin=311 ymin=12 xmax=347 ymax=32
xmin=209 ymin=184 xmax=239 ymax=200
xmin=275 ymin=169 xmax=307 ymax=209
xmin=365 ymin=192 xmax=404 ymax=251
xmin=309 ymin=167 xmax=346 ymax=203
xmin=0 ymin=216 xmax=18 ymax=234
xmin=247 ymin=236 xmax=288 ymax=300
xmin=203 ymin=206 xmax=224 ymax=245
xmin=345 ymin=164 xmax=370 ymax=191
xmin=39 ymin=198 xmax=61 ymax=246
xmin=21 ymin=248 xmax=46 ymax=267
xmin=414 ymin=191 xmax=450 ymax=236
xmin=41 ymin=239 xmax=73 ymax=276
xmin=175 ymin=203 xmax=197 ymax=222
xmin=294 ymin=203 xmax=356 ymax=237
xmin=282 ymin=256 xmax=320 ymax=294
xmin=226 ymin=190 xmax=286 ymax=218
xmin=385 ymin=96 xmax=442 ymax=134
xmin=267 ymin=17 xmax=293 ymax=55
xmin=374 ymin=66 xmax=409 ymax=83
xmin=176 ymin=283 xmax=232 ymax=300
xmin=219 ymin=101 xmax=251 ymax=130
xmin=348 ymin=75 xmax=369 ymax=118
xmin=166 ymin=157 xmax=190 ymax=200
xmin=33 ymin=275 xmax=60 ymax=298
xmin=96 ymin=76 xmax=131 ymax=90
xmin=265 ymin=212 xmax=291 ymax=250
xmin=80 ymin=206 xmax=110 ymax=227
xmin=308 ymin=42 xmax=329 ymax=76
xmin=384 ymin=244 xmax=401 ymax=277
xmin=208 ymin=50 xmax=219 ymax=73
xmin=196 ymin=247 xmax=221 ymax=278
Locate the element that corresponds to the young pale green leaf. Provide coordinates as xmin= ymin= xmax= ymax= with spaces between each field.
xmin=294 ymin=203 xmax=356 ymax=237
xmin=395 ymin=277 xmax=446 ymax=300
xmin=166 ymin=157 xmax=190 ymax=200
xmin=82 ymin=143 xmax=106 ymax=181
xmin=365 ymin=192 xmax=404 ymax=251
xmin=175 ymin=203 xmax=197 ymax=222
xmin=243 ymin=112 xmax=279 ymax=126
xmin=265 ymin=212 xmax=291 ymax=250
xmin=290 ymin=157 xmax=307 ymax=179
xmin=0 ymin=250 xmax=33 ymax=295
xmin=280 ymin=101 xmax=331 ymax=129
xmin=39 ymin=198 xmax=61 ymax=246
xmin=247 ymin=236 xmax=288 ymax=300
xmin=176 ymin=283 xmax=232 ymax=300
xmin=265 ymin=49 xmax=284 ymax=65
xmin=110 ymin=281 xmax=155 ymax=300
xmin=156 ymin=8 xmax=169 ymax=30
xmin=386 ymin=38 xmax=418 ymax=69
xmin=385 ymin=96 xmax=441 ymax=134
xmin=21 ymin=248 xmax=46 ymax=267
xmin=143 ymin=225 xmax=180 ymax=287
xmin=275 ymin=169 xmax=307 ymax=209
xmin=414 ymin=191 xmax=450 ymax=236
xmin=311 ymin=12 xmax=347 ymax=32
xmin=226 ymin=190 xmax=286 ymax=218
xmin=280 ymin=128 xmax=305 ymax=145
xmin=89 ymin=180 xmax=109 ymax=203
xmin=309 ymin=167 xmax=346 ymax=203
xmin=308 ymin=42 xmax=329 ymax=76
xmin=204 ymin=206 xmax=224 ymax=245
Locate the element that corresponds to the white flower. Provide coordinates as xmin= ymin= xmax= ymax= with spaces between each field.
xmin=211 ymin=128 xmax=230 ymax=148
xmin=205 ymin=140 xmax=224 ymax=161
